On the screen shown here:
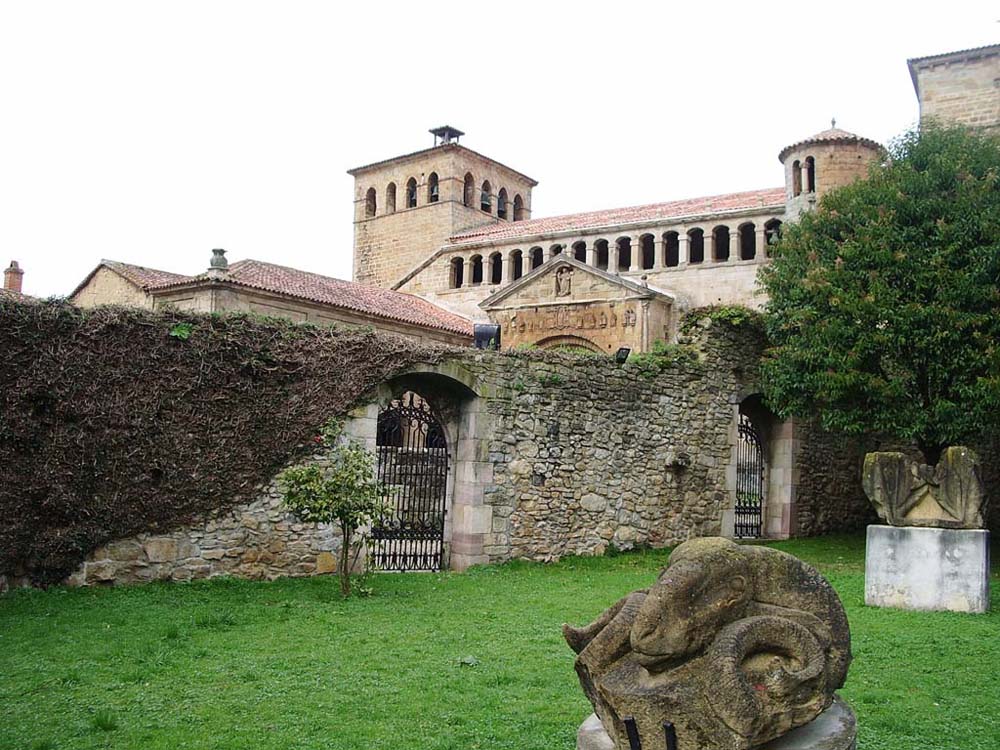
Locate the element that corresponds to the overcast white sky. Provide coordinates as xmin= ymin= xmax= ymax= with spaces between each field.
xmin=1 ymin=2 xmax=996 ymax=298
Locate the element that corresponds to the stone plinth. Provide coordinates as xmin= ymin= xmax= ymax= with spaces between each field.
xmin=865 ymin=524 xmax=990 ymax=613
xmin=577 ymin=696 xmax=856 ymax=750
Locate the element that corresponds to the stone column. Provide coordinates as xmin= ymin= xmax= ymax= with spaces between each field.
xmin=801 ymin=164 xmax=810 ymax=194
xmin=610 ymin=243 xmax=619 ymax=274
xmin=704 ymin=232 xmax=715 ymax=263
xmin=500 ymin=255 xmax=510 ymax=284
xmin=465 ymin=257 xmax=475 ymax=285
xmin=629 ymin=237 xmax=640 ymax=273
xmin=755 ymin=226 xmax=766 ymax=261
xmin=585 ymin=242 xmax=596 ymax=267
xmin=653 ymin=236 xmax=665 ymax=270
xmin=677 ymin=233 xmax=689 ymax=266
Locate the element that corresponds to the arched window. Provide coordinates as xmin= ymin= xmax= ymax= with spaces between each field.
xmin=464 ymin=173 xmax=475 ymax=207
xmin=616 ymin=237 xmax=632 ymax=271
xmin=406 ymin=177 xmax=417 ymax=208
xmin=489 ymin=252 xmax=503 ymax=284
xmin=480 ymin=181 xmax=492 ymax=213
xmin=595 ymin=239 xmax=609 ymax=270
xmin=573 ymin=241 xmax=587 ymax=263
xmin=365 ymin=187 xmax=376 ymax=217
xmin=664 ymin=231 xmax=679 ymax=267
xmin=713 ymin=226 xmax=731 ymax=262
xmin=764 ymin=219 xmax=783 ymax=251
xmin=739 ymin=223 xmax=756 ymax=260
xmin=450 ymin=257 xmax=464 ymax=288
xmin=805 ymin=156 xmax=816 ymax=193
xmin=385 ymin=183 xmax=396 ymax=214
xmin=640 ymin=234 xmax=655 ymax=270
xmin=510 ymin=250 xmax=523 ymax=280
xmin=513 ymin=194 xmax=524 ymax=221
xmin=497 ymin=188 xmax=508 ymax=219
xmin=470 ymin=254 xmax=484 ymax=284
xmin=792 ymin=160 xmax=802 ymax=197
xmin=688 ymin=229 xmax=705 ymax=264
xmin=427 ymin=173 xmax=439 ymax=203
xmin=530 ymin=246 xmax=544 ymax=269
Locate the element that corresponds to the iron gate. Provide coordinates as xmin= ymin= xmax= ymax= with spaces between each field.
xmin=735 ymin=413 xmax=765 ymax=538
xmin=372 ymin=393 xmax=448 ymax=571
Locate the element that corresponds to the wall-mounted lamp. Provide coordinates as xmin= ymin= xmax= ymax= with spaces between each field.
xmin=614 ymin=347 xmax=631 ymax=364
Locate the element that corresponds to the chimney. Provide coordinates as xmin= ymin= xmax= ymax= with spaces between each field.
xmin=206 ymin=248 xmax=229 ymax=279
xmin=4 ymin=261 xmax=24 ymax=294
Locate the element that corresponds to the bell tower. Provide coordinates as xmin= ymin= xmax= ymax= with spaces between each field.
xmin=778 ymin=122 xmax=883 ymax=221
xmin=348 ymin=127 xmax=538 ymax=289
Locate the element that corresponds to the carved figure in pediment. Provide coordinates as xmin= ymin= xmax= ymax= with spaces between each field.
xmin=555 ymin=266 xmax=573 ymax=297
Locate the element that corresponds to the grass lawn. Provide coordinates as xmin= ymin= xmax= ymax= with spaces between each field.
xmin=2 ymin=534 xmax=999 ymax=750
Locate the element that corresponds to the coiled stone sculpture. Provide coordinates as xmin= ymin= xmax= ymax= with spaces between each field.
xmin=564 ymin=538 xmax=851 ymax=750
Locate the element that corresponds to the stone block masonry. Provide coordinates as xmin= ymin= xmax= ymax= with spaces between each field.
xmin=55 ymin=317 xmax=879 ymax=588
xmin=865 ymin=525 xmax=991 ymax=613
xmin=68 ymin=464 xmax=344 ymax=587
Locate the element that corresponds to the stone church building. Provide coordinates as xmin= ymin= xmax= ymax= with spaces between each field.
xmin=29 ymin=42 xmax=998 ymax=589
xmin=350 ymin=125 xmax=882 ymax=354
xmin=67 ymin=43 xmax=998 ymax=356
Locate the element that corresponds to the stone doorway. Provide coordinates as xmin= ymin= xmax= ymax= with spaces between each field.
xmin=371 ymin=392 xmax=449 ymax=571
xmin=735 ymin=412 xmax=766 ymax=538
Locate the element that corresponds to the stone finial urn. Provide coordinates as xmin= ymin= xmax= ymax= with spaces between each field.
xmin=862 ymin=447 xmax=986 ymax=529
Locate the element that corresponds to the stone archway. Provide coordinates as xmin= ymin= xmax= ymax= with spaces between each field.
xmin=722 ymin=394 xmax=799 ymax=540
xmin=340 ymin=362 xmax=495 ymax=571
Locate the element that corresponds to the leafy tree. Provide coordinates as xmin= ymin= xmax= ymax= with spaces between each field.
xmin=759 ymin=124 xmax=1000 ymax=464
xmin=279 ymin=420 xmax=387 ymax=596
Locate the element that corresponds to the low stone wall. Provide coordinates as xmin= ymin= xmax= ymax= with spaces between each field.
xmin=793 ymin=422 xmax=876 ymax=536
xmin=67 ymin=480 xmax=341 ymax=587
xmin=474 ymin=355 xmax=735 ymax=561
xmin=31 ymin=316 xmax=906 ymax=589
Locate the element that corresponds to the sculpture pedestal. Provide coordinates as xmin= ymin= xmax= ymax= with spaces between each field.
xmin=577 ymin=696 xmax=856 ymax=750
xmin=865 ymin=524 xmax=990 ymax=613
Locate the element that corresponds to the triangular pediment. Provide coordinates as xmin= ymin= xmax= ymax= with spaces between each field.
xmin=480 ymin=256 xmax=673 ymax=311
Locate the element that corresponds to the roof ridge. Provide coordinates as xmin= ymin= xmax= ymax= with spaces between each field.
xmin=449 ymin=186 xmax=786 ymax=245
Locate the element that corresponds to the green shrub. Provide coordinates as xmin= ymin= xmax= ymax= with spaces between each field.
xmin=279 ymin=420 xmax=389 ymax=597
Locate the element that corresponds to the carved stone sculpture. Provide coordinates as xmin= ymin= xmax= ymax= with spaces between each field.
xmin=556 ymin=266 xmax=573 ymax=297
xmin=862 ymin=447 xmax=985 ymax=529
xmin=564 ymin=538 xmax=851 ymax=750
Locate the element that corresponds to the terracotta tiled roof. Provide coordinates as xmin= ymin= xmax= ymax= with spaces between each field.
xmin=449 ymin=187 xmax=786 ymax=245
xmin=103 ymin=260 xmax=191 ymax=289
xmin=778 ymin=127 xmax=884 ymax=163
xmin=347 ymin=142 xmax=538 ymax=186
xmin=907 ymin=43 xmax=1000 ymax=67
xmin=69 ymin=260 xmax=192 ymax=299
xmin=152 ymin=259 xmax=474 ymax=337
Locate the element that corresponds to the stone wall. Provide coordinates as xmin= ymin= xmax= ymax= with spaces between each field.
xmin=47 ymin=315 xmax=887 ymax=589
xmin=793 ymin=421 xmax=876 ymax=536
xmin=912 ymin=47 xmax=1000 ymax=132
xmin=459 ymin=318 xmax=780 ymax=562
xmin=67 ymin=481 xmax=341 ymax=586
xmin=72 ymin=266 xmax=153 ymax=309
xmin=62 ymin=415 xmax=378 ymax=588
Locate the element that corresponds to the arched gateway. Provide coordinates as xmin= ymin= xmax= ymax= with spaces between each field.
xmin=735 ymin=412 xmax=766 ymax=538
xmin=372 ymin=392 xmax=449 ymax=571
xmin=340 ymin=362 xmax=495 ymax=572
